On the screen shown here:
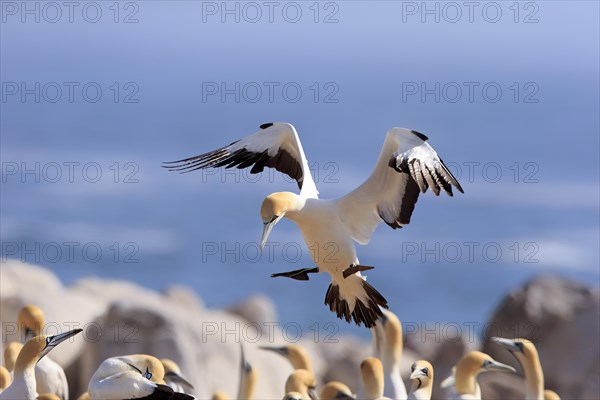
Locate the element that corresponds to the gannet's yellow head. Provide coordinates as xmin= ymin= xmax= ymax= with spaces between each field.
xmin=491 ymin=337 xmax=539 ymax=368
xmin=381 ymin=309 xmax=403 ymax=361
xmin=17 ymin=304 xmax=45 ymax=340
xmin=37 ymin=394 xmax=61 ymax=400
xmin=160 ymin=358 xmax=195 ymax=390
xmin=211 ymin=390 xmax=230 ymax=400
xmin=3 ymin=342 xmax=23 ymax=372
xmin=360 ymin=357 xmax=384 ymax=399
xmin=544 ymin=389 xmax=561 ymax=400
xmin=0 ymin=366 xmax=11 ymax=391
xmin=457 ymin=351 xmax=516 ymax=375
xmin=119 ymin=355 xmax=165 ymax=383
xmin=319 ymin=381 xmax=354 ymax=400
xmin=260 ymin=192 xmax=298 ymax=250
xmin=14 ymin=329 xmax=82 ymax=372
xmin=410 ymin=360 xmax=433 ymax=393
xmin=259 ymin=344 xmax=312 ymax=374
xmin=455 ymin=351 xmax=515 ymax=395
xmin=285 ymin=369 xmax=317 ymax=400
xmin=282 ymin=392 xmax=305 ymax=400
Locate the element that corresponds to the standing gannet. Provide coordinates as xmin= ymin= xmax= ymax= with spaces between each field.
xmin=17 ymin=305 xmax=70 ymax=400
xmin=3 ymin=342 xmax=23 ymax=373
xmin=320 ymin=381 xmax=355 ymax=399
xmin=449 ymin=351 xmax=516 ymax=400
xmin=161 ymin=359 xmax=195 ymax=394
xmin=164 ymin=123 xmax=463 ymax=327
xmin=360 ymin=357 xmax=391 ymax=400
xmin=0 ymin=366 xmax=11 ymax=393
xmin=88 ymin=354 xmax=194 ymax=400
xmin=407 ymin=360 xmax=433 ymax=400
xmin=0 ymin=329 xmax=82 ymax=400
xmin=284 ymin=369 xmax=317 ymax=400
xmin=372 ymin=309 xmax=407 ymax=399
xmin=259 ymin=345 xmax=313 ymax=375
xmin=238 ymin=344 xmax=257 ymax=400
xmin=491 ymin=337 xmax=549 ymax=400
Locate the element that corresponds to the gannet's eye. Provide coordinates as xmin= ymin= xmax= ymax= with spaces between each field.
xmin=144 ymin=368 xmax=152 ymax=380
xmin=46 ymin=337 xmax=51 ymax=345
xmin=515 ymin=342 xmax=524 ymax=352
xmin=422 ymin=367 xmax=429 ymax=376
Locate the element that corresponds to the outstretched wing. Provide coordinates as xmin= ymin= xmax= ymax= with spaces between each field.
xmin=163 ymin=122 xmax=318 ymax=198
xmin=336 ymin=128 xmax=463 ymax=244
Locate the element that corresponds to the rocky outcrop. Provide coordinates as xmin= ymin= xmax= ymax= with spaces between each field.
xmin=482 ymin=275 xmax=600 ymax=400
xmin=2 ymin=261 xmax=598 ymax=400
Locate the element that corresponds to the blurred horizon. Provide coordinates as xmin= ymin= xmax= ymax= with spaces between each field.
xmin=1 ymin=1 xmax=598 ymax=337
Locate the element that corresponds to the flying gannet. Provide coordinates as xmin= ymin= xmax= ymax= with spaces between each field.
xmin=491 ymin=337 xmax=553 ymax=400
xmin=407 ymin=360 xmax=433 ymax=400
xmin=17 ymin=305 xmax=71 ymax=400
xmin=449 ymin=351 xmax=516 ymax=400
xmin=164 ymin=123 xmax=463 ymax=327
xmin=0 ymin=329 xmax=82 ymax=400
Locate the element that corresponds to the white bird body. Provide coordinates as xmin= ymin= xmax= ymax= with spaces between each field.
xmin=89 ymin=364 xmax=157 ymax=399
xmin=35 ymin=356 xmax=69 ymax=399
xmin=165 ymin=123 xmax=463 ymax=327
xmin=88 ymin=355 xmax=186 ymax=400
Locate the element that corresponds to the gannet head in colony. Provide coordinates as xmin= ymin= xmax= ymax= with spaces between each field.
xmin=18 ymin=330 xmax=82 ymax=369
xmin=260 ymin=191 xmax=300 ymax=250
xmin=285 ymin=369 xmax=317 ymax=400
xmin=490 ymin=337 xmax=539 ymax=371
xmin=410 ymin=360 xmax=433 ymax=390
xmin=361 ymin=357 xmax=385 ymax=400
xmin=320 ymin=381 xmax=354 ymax=400
xmin=455 ymin=351 xmax=516 ymax=396
xmin=17 ymin=304 xmax=45 ymax=340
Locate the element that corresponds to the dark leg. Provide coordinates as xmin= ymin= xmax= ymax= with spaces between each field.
xmin=342 ymin=264 xmax=375 ymax=279
xmin=271 ymin=267 xmax=320 ymax=281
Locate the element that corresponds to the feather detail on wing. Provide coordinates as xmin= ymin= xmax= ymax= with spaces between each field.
xmin=336 ymin=128 xmax=463 ymax=244
xmin=163 ymin=122 xmax=318 ymax=198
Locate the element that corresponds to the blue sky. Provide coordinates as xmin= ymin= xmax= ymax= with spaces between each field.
xmin=2 ymin=1 xmax=599 ymax=336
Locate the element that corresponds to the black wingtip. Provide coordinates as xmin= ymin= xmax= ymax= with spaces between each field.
xmin=260 ymin=122 xmax=274 ymax=129
xmin=411 ymin=130 xmax=429 ymax=141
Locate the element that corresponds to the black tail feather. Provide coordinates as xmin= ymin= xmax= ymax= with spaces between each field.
xmin=324 ymin=279 xmax=388 ymax=328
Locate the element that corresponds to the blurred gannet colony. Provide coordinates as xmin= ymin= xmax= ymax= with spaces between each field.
xmin=1 ymin=124 xmax=598 ymax=399
xmin=1 ymin=261 xmax=599 ymax=398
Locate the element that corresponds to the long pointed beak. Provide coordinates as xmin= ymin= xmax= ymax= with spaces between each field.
xmin=308 ymin=387 xmax=318 ymax=400
xmin=39 ymin=328 xmax=83 ymax=361
xmin=491 ymin=337 xmax=521 ymax=352
xmin=410 ymin=369 xmax=427 ymax=380
xmin=484 ymin=359 xmax=516 ymax=373
xmin=260 ymin=217 xmax=281 ymax=251
xmin=259 ymin=346 xmax=287 ymax=356
xmin=165 ymin=371 xmax=195 ymax=389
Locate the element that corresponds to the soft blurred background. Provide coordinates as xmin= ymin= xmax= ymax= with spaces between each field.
xmin=1 ymin=1 xmax=599 ymax=399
